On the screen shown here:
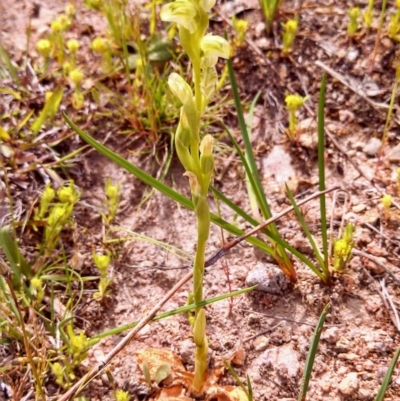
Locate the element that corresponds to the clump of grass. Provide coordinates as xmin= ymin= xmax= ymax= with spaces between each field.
xmin=259 ymin=0 xmax=283 ymax=35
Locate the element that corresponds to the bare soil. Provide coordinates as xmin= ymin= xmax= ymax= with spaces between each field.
xmin=1 ymin=1 xmax=400 ymax=401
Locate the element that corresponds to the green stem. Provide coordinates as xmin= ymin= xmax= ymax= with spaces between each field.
xmin=193 ymin=56 xmax=202 ymax=116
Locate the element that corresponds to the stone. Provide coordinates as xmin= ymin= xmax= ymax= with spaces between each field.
xmin=338 ymin=372 xmax=359 ymax=395
xmin=363 ymin=137 xmax=382 ymax=156
xmin=322 ymin=326 xmax=340 ymax=344
xmin=352 ymin=204 xmax=366 ymax=213
xmin=245 ymin=262 xmax=289 ymax=294
xmin=254 ymin=336 xmax=269 ymax=352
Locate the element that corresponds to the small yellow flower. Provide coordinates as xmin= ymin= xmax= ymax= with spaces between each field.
xmin=36 ymin=39 xmax=51 ymax=58
xmin=285 ymin=19 xmax=298 ymax=34
xmin=115 ymin=390 xmax=130 ymax=401
xmin=93 ymin=252 xmax=111 ymax=273
xmin=69 ymin=69 xmax=84 ymax=87
xmin=51 ymin=19 xmax=63 ymax=32
xmin=67 ymin=39 xmax=80 ymax=53
xmin=285 ymin=94 xmax=308 ymax=111
xmin=91 ymin=37 xmax=107 ymax=53
xmin=381 ymin=194 xmax=392 ymax=209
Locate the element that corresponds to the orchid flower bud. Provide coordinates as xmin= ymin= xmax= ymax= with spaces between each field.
xmin=200 ymin=134 xmax=214 ymax=174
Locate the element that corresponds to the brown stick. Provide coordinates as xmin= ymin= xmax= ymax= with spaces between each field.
xmin=58 ymin=185 xmax=339 ymax=400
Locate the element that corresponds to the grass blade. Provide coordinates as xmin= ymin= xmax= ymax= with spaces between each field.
xmin=0 ymin=226 xmax=32 ymax=284
xmin=317 ymin=74 xmax=329 ymax=278
xmin=298 ymin=303 xmax=330 ymax=401
xmin=212 ymin=183 xmax=326 ymax=281
xmin=63 ymin=113 xmax=277 ymax=256
xmin=226 ymin=61 xmax=294 ymax=278
xmin=31 ymin=88 xmax=64 ymax=135
xmin=0 ymin=44 xmax=20 ymax=85
xmin=90 ymin=286 xmax=256 ymax=341
xmin=285 ymin=184 xmax=327 ymax=281
xmin=374 ymin=346 xmax=400 ymax=401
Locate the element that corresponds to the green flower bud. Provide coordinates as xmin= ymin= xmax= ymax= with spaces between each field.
xmin=58 ymin=182 xmax=79 ymax=204
xmin=38 ymin=183 xmax=55 ymax=218
xmin=105 ymin=179 xmax=120 ymax=200
xmin=93 ymin=252 xmax=111 ymax=273
xmin=72 ymin=92 xmax=84 ymax=109
xmin=69 ymin=68 xmax=84 ymax=87
xmin=200 ymin=134 xmax=214 ymax=174
xmin=176 ymin=120 xmax=192 ymax=148
xmin=47 ymin=203 xmax=70 ymax=228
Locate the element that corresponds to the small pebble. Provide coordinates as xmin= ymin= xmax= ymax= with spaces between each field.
xmin=338 ymin=372 xmax=359 ymax=395
xmin=363 ymin=137 xmax=382 ymax=156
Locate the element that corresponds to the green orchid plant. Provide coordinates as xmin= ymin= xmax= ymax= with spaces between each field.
xmin=160 ymin=0 xmax=230 ymax=394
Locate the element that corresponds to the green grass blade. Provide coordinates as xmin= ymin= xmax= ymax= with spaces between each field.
xmin=245 ymin=92 xmax=262 ymax=221
xmin=0 ymin=226 xmax=32 ymax=282
xmin=90 ymin=286 xmax=256 ymax=342
xmin=213 ymin=183 xmax=326 ymax=281
xmin=224 ymin=68 xmax=294 ymax=274
xmin=247 ymin=375 xmax=253 ymax=401
xmin=0 ymin=44 xmax=20 ymax=85
xmin=285 ymin=185 xmax=325 ymax=273
xmin=374 ymin=346 xmax=400 ymax=401
xmin=317 ymin=74 xmax=329 ymax=276
xmin=63 ymin=113 xmax=275 ymax=256
xmin=224 ymin=361 xmax=249 ymax=397
xmin=63 ymin=112 xmax=194 ymax=210
xmin=227 ymin=59 xmax=272 ymax=221
xmin=298 ymin=303 xmax=330 ymax=401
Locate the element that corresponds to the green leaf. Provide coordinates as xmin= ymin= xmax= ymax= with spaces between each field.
xmin=317 ymin=74 xmax=329 ymax=277
xmin=63 ymin=113 xmax=279 ymax=257
xmin=298 ymin=303 xmax=330 ymax=401
xmin=88 ymin=286 xmax=256 ymax=342
xmin=374 ymin=346 xmax=400 ymax=401
xmin=155 ymin=364 xmax=171 ymax=384
xmin=31 ymin=87 xmax=64 ymax=135
xmin=0 ymin=226 xmax=32 ymax=289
